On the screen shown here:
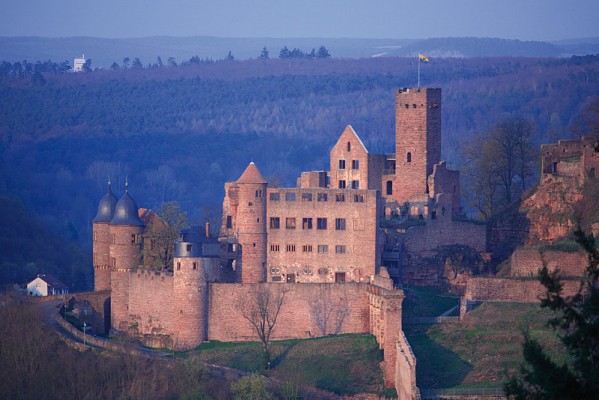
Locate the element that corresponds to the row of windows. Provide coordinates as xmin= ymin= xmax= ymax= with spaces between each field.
xmin=270 ymin=244 xmax=347 ymax=254
xmin=269 ymin=192 xmax=364 ymax=203
xmin=270 ymin=217 xmax=346 ymax=230
xmin=338 ymin=180 xmax=359 ymax=189
xmin=337 ymin=159 xmax=360 ymax=170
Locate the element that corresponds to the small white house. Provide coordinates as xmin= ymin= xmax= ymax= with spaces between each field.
xmin=27 ymin=274 xmax=69 ymax=296
xmin=73 ymin=55 xmax=86 ymax=72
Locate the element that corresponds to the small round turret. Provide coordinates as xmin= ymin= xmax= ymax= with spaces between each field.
xmin=111 ymin=182 xmax=144 ymax=226
xmin=93 ymin=181 xmax=117 ymax=291
xmin=93 ymin=181 xmax=118 ymax=223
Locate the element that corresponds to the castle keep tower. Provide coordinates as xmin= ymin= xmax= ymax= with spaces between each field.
xmin=173 ymin=228 xmax=209 ymax=349
xmin=109 ymin=182 xmax=144 ymax=332
xmin=395 ymin=87 xmax=441 ymax=204
xmin=92 ymin=181 xmax=117 ymax=291
xmin=236 ymin=162 xmax=268 ymax=283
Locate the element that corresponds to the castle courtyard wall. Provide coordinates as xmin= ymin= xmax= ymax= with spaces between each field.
xmin=465 ymin=276 xmax=581 ymax=303
xmin=405 ymin=219 xmax=486 ymax=255
xmin=510 ymin=248 xmax=587 ymax=278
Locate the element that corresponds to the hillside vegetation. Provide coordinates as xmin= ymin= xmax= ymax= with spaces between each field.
xmin=0 ymin=55 xmax=598 ymax=287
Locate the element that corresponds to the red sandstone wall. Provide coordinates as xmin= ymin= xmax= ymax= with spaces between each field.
xmin=207 ymin=283 xmax=370 ymax=341
xmin=265 ymin=188 xmax=381 ymax=283
xmin=510 ymin=248 xmax=587 ymax=278
xmin=465 ymin=277 xmax=581 ymax=303
xmin=174 ymin=257 xmax=208 ymax=349
xmin=237 ymin=182 xmax=268 ymax=283
xmin=93 ymin=222 xmax=112 ymax=291
xmin=395 ymin=88 xmax=441 ymax=204
xmin=405 ymin=219 xmax=486 ymax=254
xmin=329 ymin=125 xmax=371 ymax=191
xmin=127 ymin=270 xmax=176 ymax=337
xmin=395 ymin=331 xmax=419 ymax=400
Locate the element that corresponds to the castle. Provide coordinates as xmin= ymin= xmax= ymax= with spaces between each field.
xmin=91 ymin=87 xmax=487 ymax=396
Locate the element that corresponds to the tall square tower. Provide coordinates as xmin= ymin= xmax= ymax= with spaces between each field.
xmin=394 ymin=87 xmax=441 ymax=204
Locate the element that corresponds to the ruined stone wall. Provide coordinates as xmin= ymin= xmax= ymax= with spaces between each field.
xmin=395 ymin=331 xmax=419 ymax=400
xmin=465 ymin=276 xmax=581 ymax=303
xmin=395 ymin=87 xmax=441 ymax=204
xmin=405 ymin=219 xmax=486 ymax=255
xmin=510 ymin=248 xmax=587 ymax=278
xmin=207 ymin=283 xmax=370 ymax=341
xmin=427 ymin=161 xmax=461 ymax=213
xmin=265 ymin=187 xmax=381 ymax=283
xmin=297 ymin=171 xmax=327 ymax=188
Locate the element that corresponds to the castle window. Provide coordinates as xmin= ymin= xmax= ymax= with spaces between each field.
xmin=552 ymin=162 xmax=558 ymax=174
xmin=226 ymin=215 xmax=232 ymax=229
xmin=193 ymin=262 xmax=198 ymax=270
xmin=255 ymin=190 xmax=263 ymax=198
xmin=248 ymin=202 xmax=253 ymax=206
xmin=177 ymin=262 xmax=181 ymax=270
xmin=286 ymin=274 xmax=296 ymax=283
xmin=270 ymin=244 xmax=280 ymax=252
xmin=386 ymin=180 xmax=393 ymax=195
xmin=318 ymin=245 xmax=329 ymax=253
xmin=404 ymin=104 xmax=409 ymax=108
xmin=335 ymin=218 xmax=346 ymax=230
xmin=302 ymin=218 xmax=313 ymax=230
xmin=286 ymin=217 xmax=296 ymax=229
xmin=338 ymin=160 xmax=346 ymax=169
xmin=285 ymin=192 xmax=296 ymax=201
xmin=335 ymin=245 xmax=347 ymax=254
xmin=338 ymin=180 xmax=346 ymax=189
xmin=353 ymin=194 xmax=364 ymax=203
xmin=271 ymin=276 xmax=282 ymax=282
xmin=352 ymin=160 xmax=359 ymax=169
xmin=317 ymin=193 xmax=328 ymax=202
xmin=269 ymin=192 xmax=280 ymax=201
xmin=412 ymin=104 xmax=417 ymax=108
xmin=347 ymin=142 xmax=351 ymax=152
xmin=336 ymin=193 xmax=345 ymax=202
xmin=351 ymin=180 xmax=359 ymax=189
xmin=317 ymin=218 xmax=327 ymax=230
xmin=187 ymin=244 xmax=192 ymax=252
xmin=335 ymin=272 xmax=346 ymax=283
xmin=407 ymin=152 xmax=412 ymax=163
xmin=111 ymin=234 xmax=116 ymax=244
xmin=131 ymin=234 xmax=136 ymax=243
xmin=270 ymin=217 xmax=280 ymax=229
xmin=302 ymin=193 xmax=312 ymax=202
xmin=431 ymin=211 xmax=436 ymax=220
xmin=286 ymin=244 xmax=296 ymax=252
xmin=227 ymin=243 xmax=235 ymax=252
xmin=302 ymin=245 xmax=313 ymax=253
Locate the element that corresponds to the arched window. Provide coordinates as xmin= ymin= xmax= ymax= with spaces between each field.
xmin=386 ymin=180 xmax=393 ymax=195
xmin=407 ymin=152 xmax=412 ymax=163
xmin=347 ymin=142 xmax=351 ymax=152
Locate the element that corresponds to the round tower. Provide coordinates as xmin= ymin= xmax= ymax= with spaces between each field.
xmin=173 ymin=230 xmax=208 ymax=350
xmin=109 ymin=182 xmax=144 ymax=333
xmin=236 ymin=162 xmax=268 ymax=283
xmin=92 ymin=180 xmax=117 ymax=291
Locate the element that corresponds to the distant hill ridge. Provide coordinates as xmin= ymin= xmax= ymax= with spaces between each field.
xmin=1 ymin=35 xmax=598 ymax=68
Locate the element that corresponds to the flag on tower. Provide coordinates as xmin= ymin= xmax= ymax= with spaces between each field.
xmin=419 ymin=54 xmax=430 ymax=63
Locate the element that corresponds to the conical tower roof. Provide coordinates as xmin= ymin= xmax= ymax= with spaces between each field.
xmin=236 ymin=162 xmax=267 ymax=184
xmin=93 ymin=181 xmax=118 ymax=223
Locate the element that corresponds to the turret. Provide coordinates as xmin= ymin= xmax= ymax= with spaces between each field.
xmin=173 ymin=227 xmax=208 ymax=349
xmin=109 ymin=181 xmax=144 ymax=332
xmin=92 ymin=180 xmax=117 ymax=291
xmin=236 ymin=162 xmax=268 ymax=283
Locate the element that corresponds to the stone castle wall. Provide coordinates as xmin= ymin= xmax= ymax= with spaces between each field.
xmin=510 ymin=248 xmax=587 ymax=278
xmin=405 ymin=219 xmax=486 ymax=255
xmin=465 ymin=276 xmax=581 ymax=303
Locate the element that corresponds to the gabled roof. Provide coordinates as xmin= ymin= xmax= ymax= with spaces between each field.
xmin=237 ymin=162 xmax=268 ymax=184
xmin=32 ymin=274 xmax=69 ymax=289
xmin=333 ymin=125 xmax=369 ymax=154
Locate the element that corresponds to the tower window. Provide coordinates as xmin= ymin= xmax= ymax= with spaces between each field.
xmin=351 ymin=180 xmax=359 ymax=189
xmin=347 ymin=142 xmax=351 ymax=152
xmin=255 ymin=190 xmax=263 ymax=198
xmin=352 ymin=160 xmax=359 ymax=169
xmin=270 ymin=217 xmax=280 ymax=229
xmin=407 ymin=152 xmax=412 ymax=163
xmin=386 ymin=180 xmax=393 ymax=195
xmin=226 ymin=215 xmax=232 ymax=229
xmin=187 ymin=244 xmax=192 ymax=252
xmin=338 ymin=160 xmax=346 ymax=169
xmin=193 ymin=262 xmax=198 ymax=270
xmin=338 ymin=180 xmax=346 ymax=189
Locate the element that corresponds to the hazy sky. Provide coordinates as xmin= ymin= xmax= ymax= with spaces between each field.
xmin=1 ymin=0 xmax=598 ymax=41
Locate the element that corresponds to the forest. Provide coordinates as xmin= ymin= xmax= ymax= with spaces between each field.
xmin=1 ymin=54 xmax=598 ymax=290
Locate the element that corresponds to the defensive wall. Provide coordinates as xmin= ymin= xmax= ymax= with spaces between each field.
xmin=509 ymin=247 xmax=587 ymax=277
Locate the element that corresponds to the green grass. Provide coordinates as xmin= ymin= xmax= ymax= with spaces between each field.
xmin=402 ymin=286 xmax=459 ymax=318
xmin=404 ymin=302 xmax=566 ymax=390
xmin=192 ymin=334 xmax=386 ymax=395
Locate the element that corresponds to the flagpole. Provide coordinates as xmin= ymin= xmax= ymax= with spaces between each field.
xmin=417 ymin=53 xmax=421 ymax=88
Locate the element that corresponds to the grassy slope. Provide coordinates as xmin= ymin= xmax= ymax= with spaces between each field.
xmin=404 ymin=302 xmax=565 ymax=389
xmin=192 ymin=334 xmax=387 ymax=396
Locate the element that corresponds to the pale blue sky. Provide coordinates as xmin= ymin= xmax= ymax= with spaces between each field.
xmin=1 ymin=0 xmax=598 ymax=41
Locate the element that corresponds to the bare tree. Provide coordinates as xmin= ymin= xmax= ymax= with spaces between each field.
xmin=310 ymin=285 xmax=351 ymax=336
xmin=239 ymin=284 xmax=288 ymax=368
xmin=142 ymin=201 xmax=188 ymax=270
